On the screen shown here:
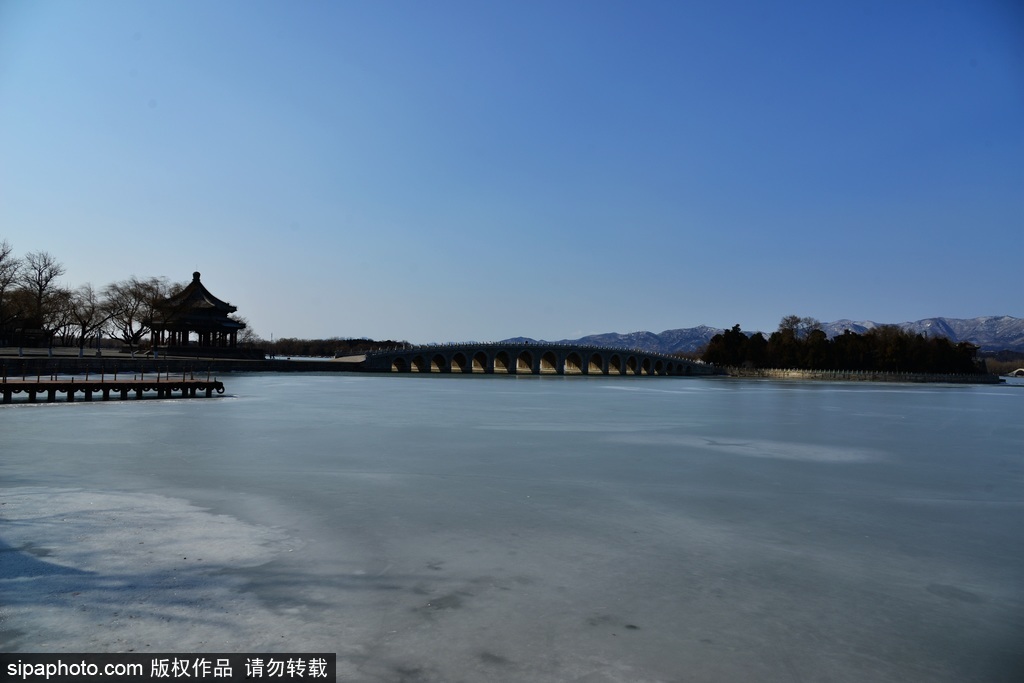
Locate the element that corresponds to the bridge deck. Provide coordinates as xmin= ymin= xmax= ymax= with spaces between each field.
xmin=362 ymin=343 xmax=718 ymax=376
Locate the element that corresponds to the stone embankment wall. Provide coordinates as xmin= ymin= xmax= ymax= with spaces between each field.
xmin=0 ymin=357 xmax=361 ymax=378
xmin=725 ymin=367 xmax=1001 ymax=384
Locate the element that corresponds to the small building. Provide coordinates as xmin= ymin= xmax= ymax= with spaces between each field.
xmin=149 ymin=272 xmax=247 ymax=356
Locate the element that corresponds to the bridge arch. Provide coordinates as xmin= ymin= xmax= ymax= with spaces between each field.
xmin=451 ymin=352 xmax=468 ymax=373
xmin=626 ymin=356 xmax=638 ymax=375
xmin=565 ymin=352 xmax=583 ymax=374
xmin=391 ymin=357 xmax=407 ymax=373
xmin=495 ymin=352 xmax=512 ymax=374
xmin=411 ymin=355 xmax=426 ymax=373
xmin=609 ymin=354 xmax=622 ymax=375
xmin=641 ymin=358 xmax=652 ymax=375
xmin=655 ymin=360 xmax=664 ymax=375
xmin=588 ymin=353 xmax=603 ymax=374
xmin=472 ymin=352 xmax=488 ymax=373
xmin=493 ymin=352 xmax=509 ymax=374
xmin=540 ymin=351 xmax=558 ymax=375
xmin=516 ymin=351 xmax=533 ymax=374
xmin=431 ymin=354 xmax=447 ymax=373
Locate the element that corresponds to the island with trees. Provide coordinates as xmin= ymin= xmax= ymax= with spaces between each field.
xmin=701 ymin=315 xmax=985 ymax=376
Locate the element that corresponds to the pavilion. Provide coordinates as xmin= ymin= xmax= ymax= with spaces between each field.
xmin=149 ymin=272 xmax=247 ymax=356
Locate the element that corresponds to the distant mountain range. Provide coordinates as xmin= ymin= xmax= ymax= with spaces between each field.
xmin=503 ymin=316 xmax=1024 ymax=354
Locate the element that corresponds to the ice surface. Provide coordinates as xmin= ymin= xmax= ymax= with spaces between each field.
xmin=2 ymin=376 xmax=1022 ymax=682
xmin=1 ymin=488 xmax=299 ymax=651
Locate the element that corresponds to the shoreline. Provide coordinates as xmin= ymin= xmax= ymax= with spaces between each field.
xmin=723 ymin=366 xmax=1003 ymax=384
xmin=0 ymin=350 xmax=1005 ymax=384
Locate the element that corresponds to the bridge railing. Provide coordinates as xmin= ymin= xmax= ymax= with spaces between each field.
xmin=363 ymin=342 xmax=706 ymax=364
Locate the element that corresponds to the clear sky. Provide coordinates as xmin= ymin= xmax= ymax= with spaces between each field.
xmin=1 ymin=1 xmax=1021 ymax=343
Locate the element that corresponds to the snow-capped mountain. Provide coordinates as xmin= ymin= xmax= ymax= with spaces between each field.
xmin=503 ymin=317 xmax=1024 ymax=354
xmin=821 ymin=316 xmax=1024 ymax=352
xmin=502 ymin=327 xmax=720 ymax=354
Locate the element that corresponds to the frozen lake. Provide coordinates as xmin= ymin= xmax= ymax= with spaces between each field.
xmin=2 ymin=375 xmax=1022 ymax=682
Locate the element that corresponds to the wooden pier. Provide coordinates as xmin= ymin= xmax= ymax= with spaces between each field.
xmin=1 ymin=372 xmax=225 ymax=404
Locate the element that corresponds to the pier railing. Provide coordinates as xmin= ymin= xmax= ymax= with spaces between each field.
xmin=1 ymin=374 xmax=225 ymax=404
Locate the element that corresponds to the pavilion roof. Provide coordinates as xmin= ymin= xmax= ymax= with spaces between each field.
xmin=152 ymin=272 xmax=245 ymax=330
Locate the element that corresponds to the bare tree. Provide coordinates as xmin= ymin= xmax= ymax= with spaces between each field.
xmin=778 ymin=315 xmax=802 ymax=336
xmin=777 ymin=314 xmax=821 ymax=340
xmin=234 ymin=316 xmax=263 ymax=348
xmin=18 ymin=250 xmax=66 ymax=331
xmin=0 ymin=240 xmax=22 ymax=343
xmin=103 ymin=276 xmax=176 ymax=354
xmin=46 ymin=286 xmax=77 ymax=346
xmin=798 ymin=316 xmax=822 ymax=339
xmin=69 ymin=283 xmax=112 ymax=353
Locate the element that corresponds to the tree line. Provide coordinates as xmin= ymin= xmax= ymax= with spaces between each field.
xmin=0 ymin=239 xmax=403 ymax=357
xmin=0 ymin=240 xmax=232 ymax=352
xmin=265 ymin=337 xmax=411 ymax=358
xmin=701 ymin=315 xmax=983 ymax=374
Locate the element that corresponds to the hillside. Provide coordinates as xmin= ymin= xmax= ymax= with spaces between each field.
xmin=504 ymin=316 xmax=1024 ymax=354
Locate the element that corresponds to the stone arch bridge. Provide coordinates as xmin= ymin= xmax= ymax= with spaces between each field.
xmin=361 ymin=343 xmax=717 ymax=377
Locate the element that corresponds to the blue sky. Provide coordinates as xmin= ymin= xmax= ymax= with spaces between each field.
xmin=1 ymin=1 xmax=1021 ymax=343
